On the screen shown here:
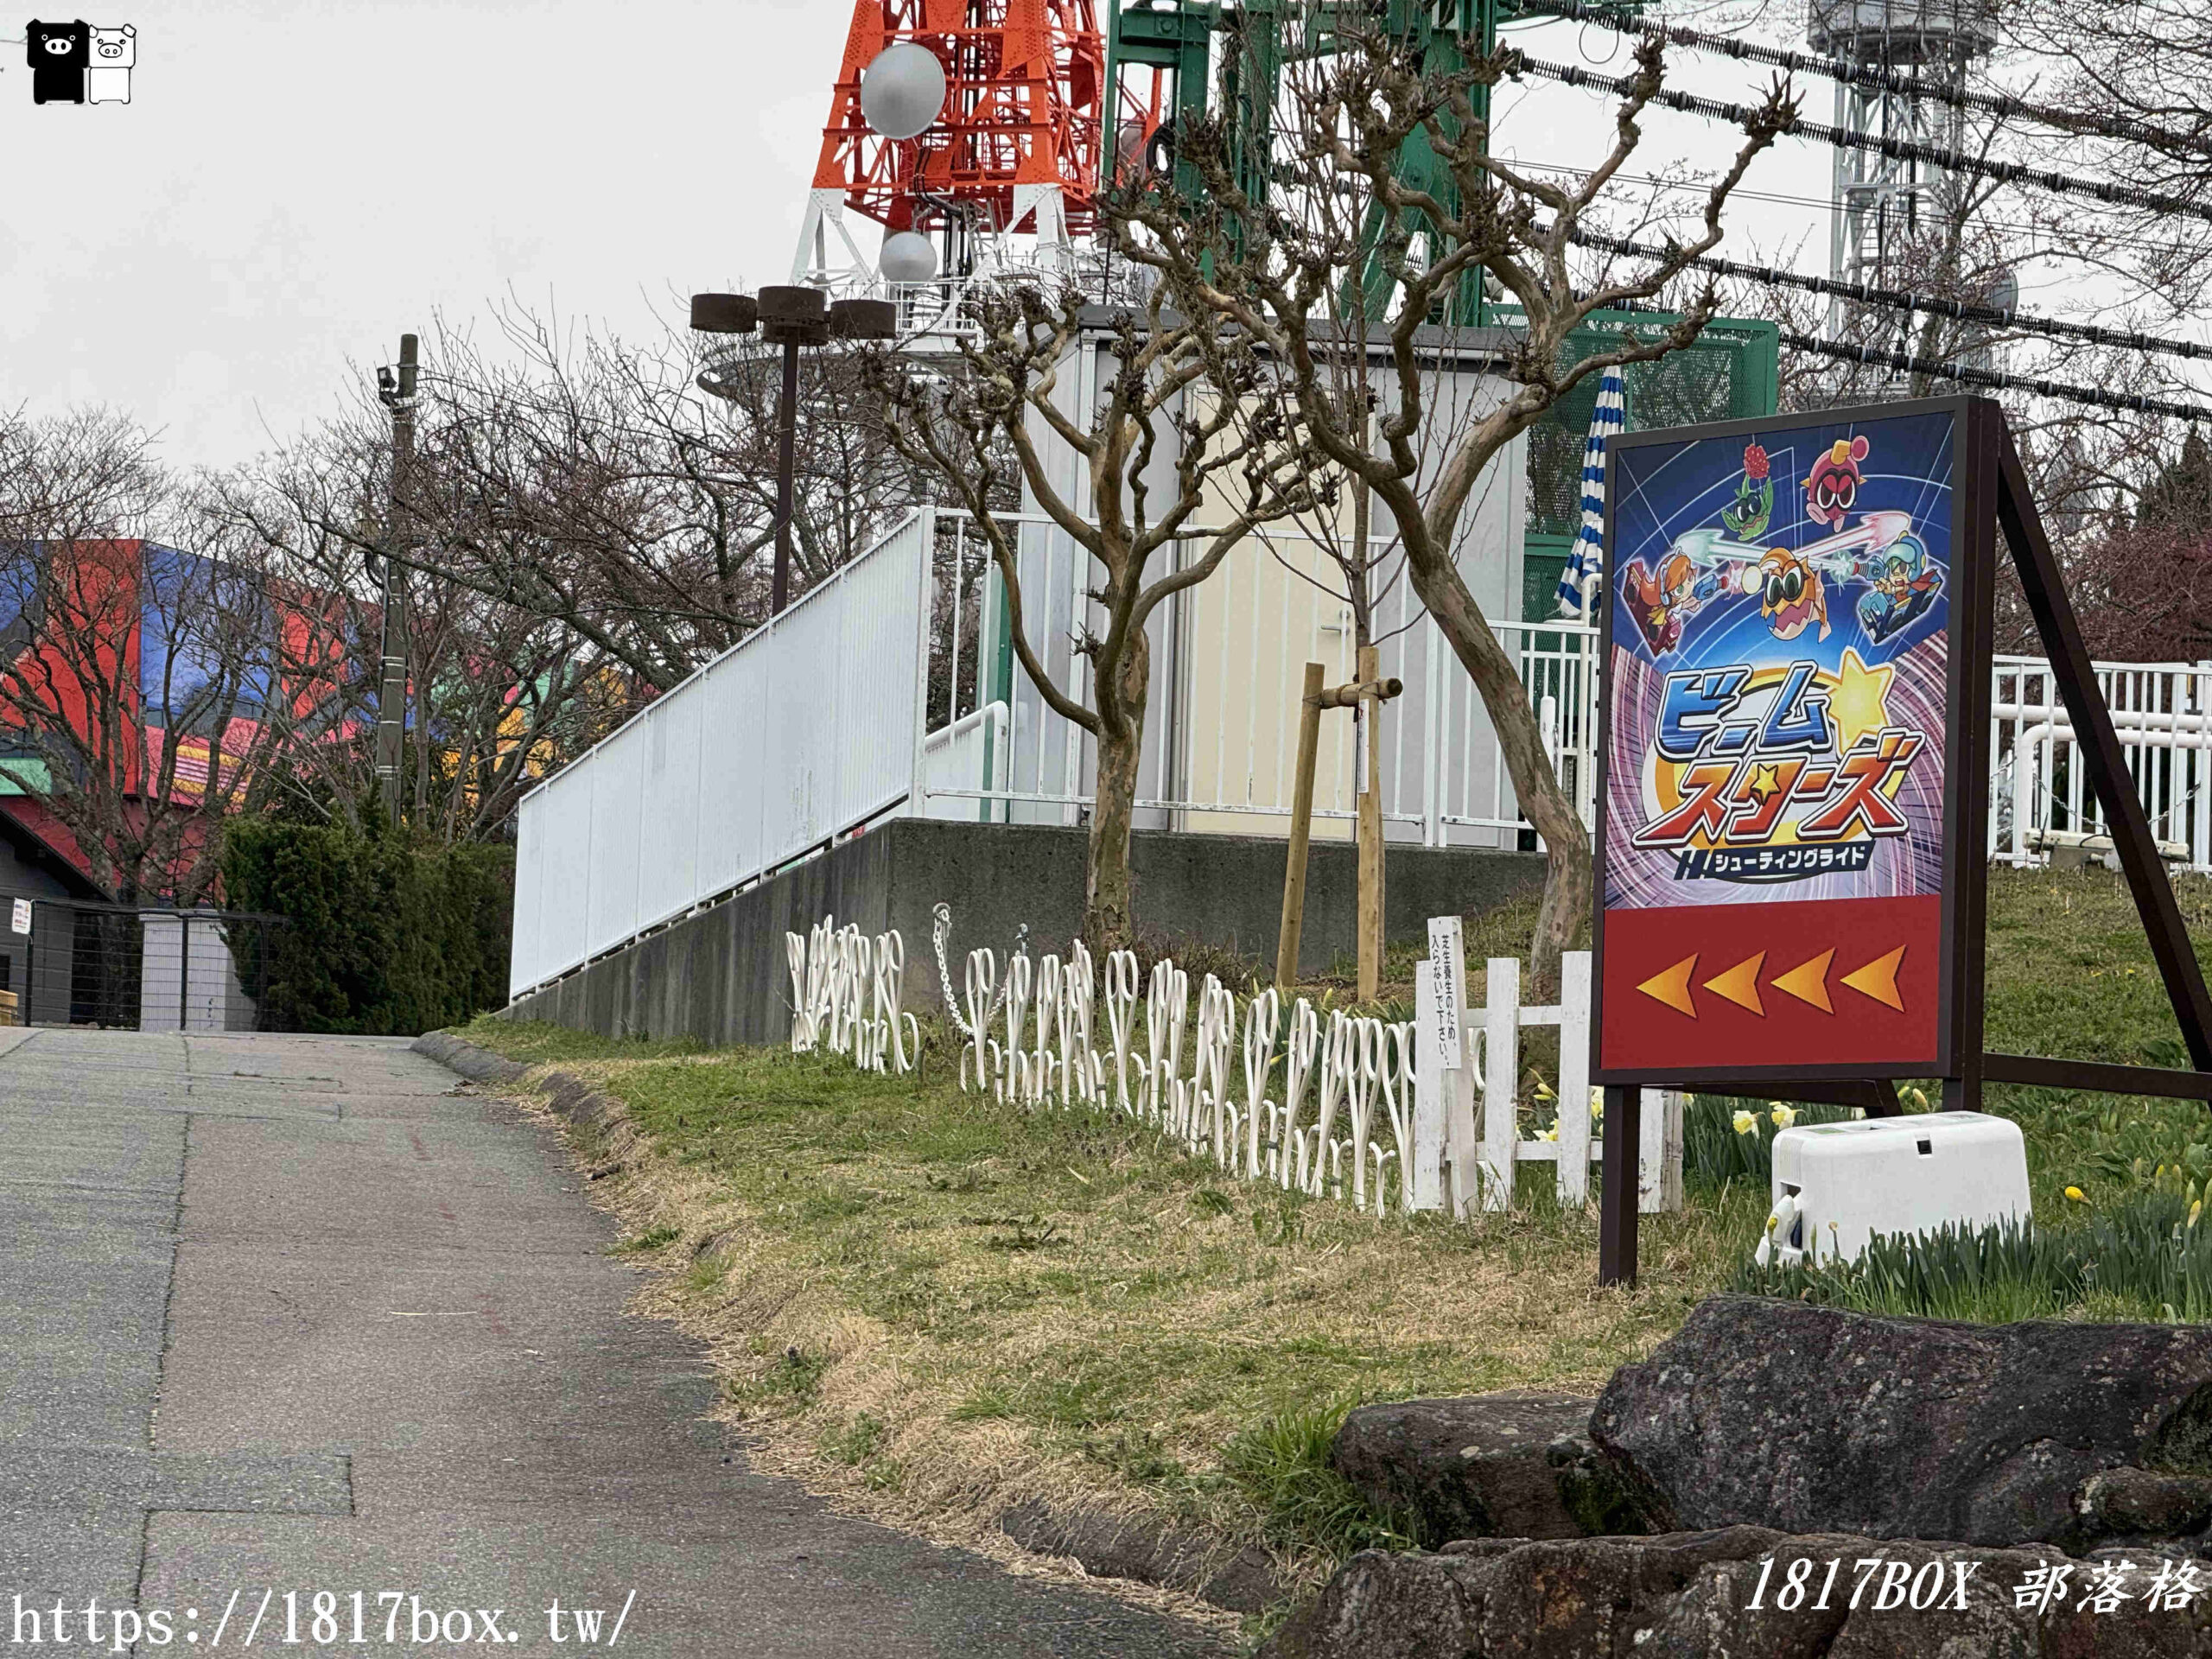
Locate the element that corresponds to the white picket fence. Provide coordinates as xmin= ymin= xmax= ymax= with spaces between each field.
xmin=785 ymin=916 xmax=922 ymax=1075
xmin=780 ymin=906 xmax=1681 ymax=1220
xmin=1414 ymin=948 xmax=1683 ymax=1216
xmin=940 ymin=925 xmax=1423 ymax=1215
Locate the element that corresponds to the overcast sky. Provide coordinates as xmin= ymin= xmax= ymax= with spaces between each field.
xmin=1 ymin=2 xmax=1845 ymax=474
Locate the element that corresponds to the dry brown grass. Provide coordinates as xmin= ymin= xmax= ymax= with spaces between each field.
xmin=455 ymin=866 xmax=2212 ymax=1635
xmin=461 ymin=1008 xmax=1767 ymax=1631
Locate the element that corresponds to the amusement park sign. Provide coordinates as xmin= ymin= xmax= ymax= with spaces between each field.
xmin=1593 ymin=400 xmax=1980 ymax=1080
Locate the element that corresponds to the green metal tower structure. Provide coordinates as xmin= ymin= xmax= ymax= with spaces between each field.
xmin=1103 ymin=2 xmax=1287 ymax=248
xmin=1098 ymin=1 xmax=1779 ymax=618
xmin=1307 ymin=1 xmax=1500 ymax=327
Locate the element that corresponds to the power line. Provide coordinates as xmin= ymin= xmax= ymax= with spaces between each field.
xmin=1508 ymin=54 xmax=2212 ymax=226
xmin=1508 ymin=157 xmax=2196 ymax=260
xmin=1523 ymin=0 xmax=2183 ymax=155
xmin=1576 ymin=229 xmax=2212 ymax=363
xmin=1776 ymin=327 xmax=2212 ymax=420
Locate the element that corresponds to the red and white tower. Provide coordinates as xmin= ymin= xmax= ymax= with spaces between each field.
xmin=792 ymin=1 xmax=1107 ymax=291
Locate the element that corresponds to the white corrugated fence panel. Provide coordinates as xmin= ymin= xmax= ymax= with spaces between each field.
xmin=634 ymin=688 xmax=705 ymax=934
xmin=584 ymin=723 xmax=646 ymax=959
xmin=835 ymin=524 xmax=926 ymax=825
xmin=695 ymin=648 xmax=757 ymax=899
xmin=529 ymin=761 xmax=596 ymax=993
xmin=508 ymin=510 xmax=935 ymax=996
xmin=508 ymin=791 xmax=545 ymax=996
xmin=760 ymin=582 xmax=840 ymax=865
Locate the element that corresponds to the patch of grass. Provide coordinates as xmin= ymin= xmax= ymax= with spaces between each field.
xmin=462 ymin=867 xmax=2212 ymax=1605
xmin=977 ymin=1212 xmax=1061 ymax=1252
xmin=949 ymin=1384 xmax=1017 ymax=1422
xmin=452 ymin=1014 xmax=699 ymax=1067
xmin=730 ymin=1344 xmax=832 ymax=1409
xmin=684 ymin=1255 xmax=728 ymax=1294
xmin=822 ymin=1410 xmax=888 ymax=1465
xmin=1218 ymin=1402 xmax=1421 ymax=1555
xmin=1731 ymin=1190 xmax=2212 ymax=1323
xmin=820 ymin=1412 xmax=905 ymax=1491
xmin=613 ymin=1224 xmax=680 ymax=1253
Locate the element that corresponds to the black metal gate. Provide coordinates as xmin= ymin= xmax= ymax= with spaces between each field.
xmin=0 ymin=894 xmax=289 ymax=1031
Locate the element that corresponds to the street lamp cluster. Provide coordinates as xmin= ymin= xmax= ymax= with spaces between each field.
xmin=690 ymin=287 xmax=895 ymax=617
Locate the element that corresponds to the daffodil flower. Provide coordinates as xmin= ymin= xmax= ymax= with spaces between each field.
xmin=2064 ymin=1185 xmax=2088 ymax=1204
xmin=1732 ymin=1109 xmax=1758 ymax=1135
xmin=1770 ymin=1104 xmax=1798 ymax=1129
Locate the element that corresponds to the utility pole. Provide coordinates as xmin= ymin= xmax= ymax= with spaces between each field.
xmin=375 ymin=333 xmax=416 ymax=824
xmin=772 ymin=331 xmax=801 ymax=616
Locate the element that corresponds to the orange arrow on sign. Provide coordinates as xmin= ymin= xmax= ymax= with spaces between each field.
xmin=1771 ymin=949 xmax=1836 ymax=1013
xmin=1637 ymin=955 xmax=1699 ymax=1017
xmin=1703 ymin=951 xmax=1767 ymax=1015
xmin=1841 ymin=944 xmax=1908 ymax=1011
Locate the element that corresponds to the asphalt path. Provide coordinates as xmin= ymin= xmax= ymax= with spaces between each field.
xmin=0 ymin=1028 xmax=1223 ymax=1657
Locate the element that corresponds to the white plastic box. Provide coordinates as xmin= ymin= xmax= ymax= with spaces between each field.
xmin=1764 ymin=1110 xmax=2031 ymax=1266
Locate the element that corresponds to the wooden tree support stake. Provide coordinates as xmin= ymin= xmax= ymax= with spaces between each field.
xmin=1275 ymin=650 xmax=1403 ymax=996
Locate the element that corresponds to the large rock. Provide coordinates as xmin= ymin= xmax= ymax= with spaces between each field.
xmin=1261 ymin=1527 xmax=2212 ymax=1659
xmin=1592 ymin=1297 xmax=2212 ymax=1548
xmin=1332 ymin=1392 xmax=1656 ymax=1543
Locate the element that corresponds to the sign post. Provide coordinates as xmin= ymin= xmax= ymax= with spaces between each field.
xmin=1426 ymin=916 xmax=1465 ymax=1073
xmin=1591 ymin=396 xmax=2212 ymax=1284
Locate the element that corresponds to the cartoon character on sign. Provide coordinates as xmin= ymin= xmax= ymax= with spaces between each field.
xmin=1858 ymin=542 xmax=1943 ymax=645
xmin=1623 ymin=551 xmax=1718 ymax=655
xmin=1805 ymin=435 xmax=1871 ymax=529
xmin=1720 ymin=442 xmax=1775 ymax=541
xmin=1751 ymin=547 xmax=1830 ymax=642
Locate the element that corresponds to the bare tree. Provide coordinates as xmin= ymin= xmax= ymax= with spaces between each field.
xmin=0 ymin=410 xmax=294 ymax=901
xmin=1120 ymin=29 xmax=1795 ymax=985
xmin=208 ymin=443 xmax=604 ymax=842
xmin=873 ymin=285 xmax=1330 ymax=949
xmin=230 ymin=308 xmax=930 ymax=696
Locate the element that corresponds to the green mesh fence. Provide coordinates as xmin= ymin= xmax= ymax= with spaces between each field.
xmin=1520 ymin=312 xmax=1780 ymax=618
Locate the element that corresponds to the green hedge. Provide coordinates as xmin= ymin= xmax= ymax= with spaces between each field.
xmin=219 ymin=817 xmax=513 ymax=1035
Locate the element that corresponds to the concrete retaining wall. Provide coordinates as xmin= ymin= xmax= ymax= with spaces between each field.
xmin=504 ymin=817 xmax=1545 ymax=1046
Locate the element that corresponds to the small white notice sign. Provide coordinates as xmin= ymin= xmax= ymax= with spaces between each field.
xmin=1426 ymin=915 xmax=1464 ymax=1070
xmin=11 ymin=899 xmax=30 ymax=936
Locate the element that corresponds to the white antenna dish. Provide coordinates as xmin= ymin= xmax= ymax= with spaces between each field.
xmin=861 ymin=41 xmax=947 ymax=142
xmin=880 ymin=231 xmax=939 ymax=284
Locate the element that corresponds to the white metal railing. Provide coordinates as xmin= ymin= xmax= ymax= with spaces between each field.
xmin=508 ymin=511 xmax=935 ymax=996
xmin=918 ymin=509 xmax=1596 ymax=848
xmin=1991 ymin=654 xmax=2212 ymax=871
xmin=508 ymin=505 xmax=2212 ymax=1000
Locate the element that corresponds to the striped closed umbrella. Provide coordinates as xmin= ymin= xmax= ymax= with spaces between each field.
xmin=1554 ymin=363 xmax=1626 ymax=618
